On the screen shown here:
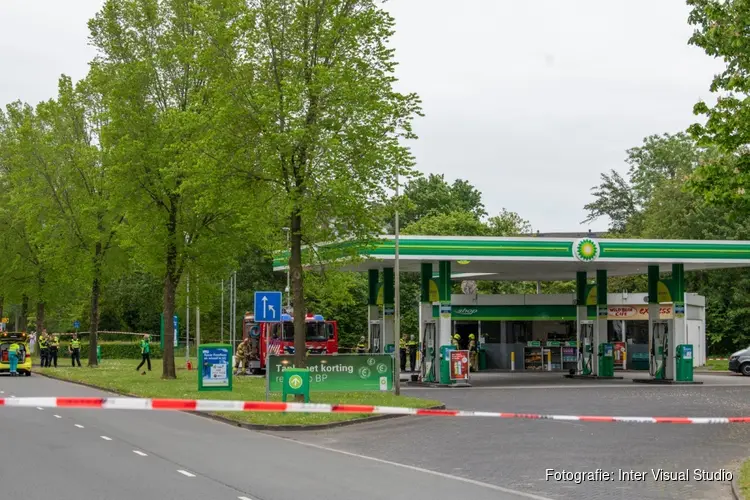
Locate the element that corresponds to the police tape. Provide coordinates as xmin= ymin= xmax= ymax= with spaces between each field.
xmin=0 ymin=396 xmax=749 ymax=423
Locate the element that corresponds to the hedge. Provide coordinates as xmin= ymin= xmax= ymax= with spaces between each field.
xmin=38 ymin=342 xmax=188 ymax=360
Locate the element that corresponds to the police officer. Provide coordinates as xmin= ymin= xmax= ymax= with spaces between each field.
xmin=38 ymin=332 xmax=48 ymax=367
xmin=49 ymin=334 xmax=60 ymax=368
xmin=8 ymin=340 xmax=19 ymax=376
xmin=356 ymin=336 xmax=367 ymax=354
xmin=399 ymin=336 xmax=407 ymax=372
xmin=468 ymin=333 xmax=478 ymax=371
xmin=69 ymin=334 xmax=82 ymax=367
xmin=407 ymin=334 xmax=419 ymax=372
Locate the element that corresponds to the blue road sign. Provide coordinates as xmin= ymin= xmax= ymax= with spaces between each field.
xmin=73 ymin=320 xmax=80 ymax=329
xmin=254 ymin=291 xmax=282 ymax=323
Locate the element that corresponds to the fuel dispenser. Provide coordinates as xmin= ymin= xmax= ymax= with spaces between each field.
xmin=421 ymin=321 xmax=437 ymax=383
xmin=368 ymin=321 xmax=382 ymax=354
xmin=578 ymin=321 xmax=594 ymax=375
xmin=598 ymin=343 xmax=614 ymax=377
xmin=650 ymin=321 xmax=669 ymax=380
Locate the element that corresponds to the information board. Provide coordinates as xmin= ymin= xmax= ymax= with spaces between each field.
xmin=449 ymin=350 xmax=470 ymax=381
xmin=268 ymin=354 xmax=393 ymax=392
xmin=198 ymin=344 xmax=233 ymax=391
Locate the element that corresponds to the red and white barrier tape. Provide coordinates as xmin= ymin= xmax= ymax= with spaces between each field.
xmin=0 ymin=397 xmax=748 ymax=424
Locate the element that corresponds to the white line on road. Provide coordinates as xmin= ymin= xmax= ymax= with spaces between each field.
xmin=271 ymin=436 xmax=554 ymax=500
xmin=36 ymin=407 xmax=43 ymax=410
xmin=133 ymin=450 xmax=148 ymax=457
xmin=53 ymin=414 xmax=61 ymax=419
xmin=1 ymin=391 xmax=4 ymax=394
xmin=238 ymin=496 xmax=255 ymax=500
xmin=74 ymin=424 xmax=84 ymax=429
xmin=177 ymin=470 xmax=196 ymax=478
xmin=100 ymin=436 xmax=112 ymax=441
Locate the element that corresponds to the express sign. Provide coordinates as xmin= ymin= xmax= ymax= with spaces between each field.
xmin=607 ymin=306 xmax=673 ymax=320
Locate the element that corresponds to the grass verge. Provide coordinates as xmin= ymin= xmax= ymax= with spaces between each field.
xmin=704 ymin=359 xmax=730 ymax=372
xmin=37 ymin=359 xmax=440 ymax=427
xmin=739 ymin=458 xmax=750 ymax=499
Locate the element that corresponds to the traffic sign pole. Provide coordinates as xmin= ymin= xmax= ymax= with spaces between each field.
xmin=255 ymin=291 xmax=283 ymax=402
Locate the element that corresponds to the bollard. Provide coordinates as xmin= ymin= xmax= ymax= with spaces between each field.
xmin=511 ymin=351 xmax=515 ymax=371
xmin=547 ymin=349 xmax=552 ymax=372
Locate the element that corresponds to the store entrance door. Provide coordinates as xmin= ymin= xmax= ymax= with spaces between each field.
xmin=454 ymin=321 xmax=479 ymax=350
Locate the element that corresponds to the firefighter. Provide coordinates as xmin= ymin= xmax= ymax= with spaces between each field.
xmin=407 ymin=334 xmax=419 ymax=372
xmin=234 ymin=337 xmax=249 ymax=375
xmin=468 ymin=333 xmax=478 ymax=371
xmin=8 ymin=340 xmax=19 ymax=376
xmin=356 ymin=336 xmax=367 ymax=354
xmin=38 ymin=332 xmax=48 ymax=368
xmin=452 ymin=333 xmax=461 ymax=349
xmin=399 ymin=336 xmax=407 ymax=372
xmin=69 ymin=334 xmax=82 ymax=367
xmin=49 ymin=334 xmax=60 ymax=368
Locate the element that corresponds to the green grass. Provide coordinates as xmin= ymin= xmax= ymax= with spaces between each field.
xmin=704 ymin=359 xmax=731 ymax=371
xmin=37 ymin=358 xmax=440 ymax=427
xmin=739 ymin=458 xmax=750 ymax=499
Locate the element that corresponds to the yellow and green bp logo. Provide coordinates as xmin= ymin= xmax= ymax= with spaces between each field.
xmin=573 ymin=238 xmax=600 ymax=262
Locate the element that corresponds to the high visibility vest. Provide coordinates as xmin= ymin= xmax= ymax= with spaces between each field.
xmin=39 ymin=338 xmax=47 ymax=349
xmin=8 ymin=343 xmax=19 ymax=354
xmin=406 ymin=340 xmax=418 ymax=350
xmin=399 ymin=339 xmax=406 ymax=350
xmin=51 ymin=338 xmax=59 ymax=348
xmin=71 ymin=339 xmax=81 ymax=349
xmin=356 ymin=342 xmax=367 ymax=351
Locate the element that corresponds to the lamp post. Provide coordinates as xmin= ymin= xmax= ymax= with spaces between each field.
xmin=394 ymin=170 xmax=401 ymax=396
xmin=282 ymin=227 xmax=291 ymax=312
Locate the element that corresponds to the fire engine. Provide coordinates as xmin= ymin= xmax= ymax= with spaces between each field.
xmin=242 ymin=312 xmax=339 ymax=373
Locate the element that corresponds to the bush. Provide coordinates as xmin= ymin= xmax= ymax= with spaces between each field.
xmin=48 ymin=342 xmax=188 ymax=360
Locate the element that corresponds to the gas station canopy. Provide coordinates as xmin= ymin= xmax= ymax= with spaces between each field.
xmin=273 ymin=235 xmax=750 ymax=281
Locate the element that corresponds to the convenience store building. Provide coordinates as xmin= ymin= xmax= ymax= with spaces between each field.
xmin=275 ymin=235 xmax=746 ymax=383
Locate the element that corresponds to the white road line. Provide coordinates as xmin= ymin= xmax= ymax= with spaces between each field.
xmin=36 ymin=407 xmax=44 ymax=410
xmin=100 ymin=436 xmax=112 ymax=441
xmin=133 ymin=450 xmax=148 ymax=457
xmin=177 ymin=470 xmax=196 ymax=478
xmin=269 ymin=435 xmax=554 ymax=500
xmin=0 ymin=391 xmax=4 ymax=394
xmin=74 ymin=424 xmax=84 ymax=429
xmin=238 ymin=496 xmax=255 ymax=500
xmin=53 ymin=414 xmax=62 ymax=419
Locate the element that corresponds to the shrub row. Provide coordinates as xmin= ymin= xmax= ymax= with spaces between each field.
xmin=39 ymin=342 xmax=188 ymax=360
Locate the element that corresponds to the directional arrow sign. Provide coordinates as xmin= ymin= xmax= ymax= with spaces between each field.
xmin=254 ymin=291 xmax=282 ymax=323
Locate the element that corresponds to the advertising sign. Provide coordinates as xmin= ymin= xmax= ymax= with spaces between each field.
xmin=268 ymin=354 xmax=393 ymax=392
xmin=449 ymin=350 xmax=470 ymax=381
xmin=613 ymin=341 xmax=627 ymax=369
xmin=198 ymin=344 xmax=233 ymax=391
xmin=607 ymin=305 xmax=673 ymax=321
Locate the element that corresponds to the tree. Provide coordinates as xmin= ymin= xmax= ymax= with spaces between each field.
xmin=88 ymin=0 xmax=250 ymax=378
xmin=401 ymin=173 xmax=486 ymax=227
xmin=206 ymin=0 xmax=422 ymax=371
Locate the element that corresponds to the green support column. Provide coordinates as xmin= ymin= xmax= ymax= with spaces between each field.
xmin=438 ymin=261 xmax=451 ymax=304
xmin=419 ymin=263 xmax=434 ymax=381
xmin=647 ymin=265 xmax=663 ymax=379
xmin=648 ymin=266 xmax=660 ymax=305
xmin=382 ymin=268 xmax=395 ymax=353
xmin=420 ymin=263 xmax=432 ymax=303
xmin=576 ymin=272 xmax=587 ymax=306
xmin=368 ymin=269 xmax=379 ymax=306
xmin=575 ymin=272 xmax=589 ymax=374
xmin=594 ymin=270 xmax=608 ymax=376
xmin=437 ymin=261 xmax=452 ymax=384
xmin=672 ymin=263 xmax=687 ymax=379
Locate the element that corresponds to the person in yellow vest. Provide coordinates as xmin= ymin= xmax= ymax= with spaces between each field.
xmin=406 ymin=334 xmax=419 ymax=372
xmin=8 ymin=340 xmax=20 ymax=376
xmin=49 ymin=335 xmax=60 ymax=368
xmin=234 ymin=337 xmax=249 ymax=375
xmin=399 ymin=336 xmax=407 ymax=372
xmin=468 ymin=333 xmax=478 ymax=371
xmin=69 ymin=334 xmax=82 ymax=367
xmin=356 ymin=336 xmax=367 ymax=354
xmin=38 ymin=332 xmax=49 ymax=368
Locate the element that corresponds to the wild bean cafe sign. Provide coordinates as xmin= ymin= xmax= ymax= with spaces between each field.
xmin=268 ymin=354 xmax=394 ymax=392
xmin=607 ymin=305 xmax=673 ymax=321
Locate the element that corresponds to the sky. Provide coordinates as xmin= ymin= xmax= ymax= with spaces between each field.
xmin=0 ymin=0 xmax=725 ymax=232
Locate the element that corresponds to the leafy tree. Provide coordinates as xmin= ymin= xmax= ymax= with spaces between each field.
xmin=88 ymin=0 xmax=251 ymax=378
xmin=205 ymin=0 xmax=422 ymax=371
xmin=401 ymin=174 xmax=486 ymax=227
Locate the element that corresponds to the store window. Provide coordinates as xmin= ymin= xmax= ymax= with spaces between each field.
xmin=481 ymin=321 xmax=501 ymax=343
xmin=626 ymin=321 xmax=649 ymax=344
xmin=607 ymin=321 xmax=624 ymax=343
xmin=507 ymin=321 xmax=531 ymax=343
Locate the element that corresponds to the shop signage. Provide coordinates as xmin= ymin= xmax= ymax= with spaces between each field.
xmin=607 ymin=305 xmax=673 ymax=320
xmin=449 ymin=350 xmax=470 ymax=381
xmin=453 ymin=307 xmax=478 ymax=316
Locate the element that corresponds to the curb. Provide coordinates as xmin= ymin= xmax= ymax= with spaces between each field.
xmin=732 ymin=467 xmax=741 ymax=500
xmin=33 ymin=371 xmax=445 ymax=431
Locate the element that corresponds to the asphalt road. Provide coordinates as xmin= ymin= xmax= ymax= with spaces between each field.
xmin=0 ymin=374 xmax=541 ymax=500
xmin=272 ymin=372 xmax=750 ymax=500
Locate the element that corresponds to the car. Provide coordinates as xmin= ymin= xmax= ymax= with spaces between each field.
xmin=729 ymin=347 xmax=750 ymax=376
xmin=0 ymin=332 xmax=32 ymax=376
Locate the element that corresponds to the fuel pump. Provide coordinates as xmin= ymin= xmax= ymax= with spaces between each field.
xmin=369 ymin=321 xmax=382 ymax=354
xmin=578 ymin=321 xmax=594 ymax=376
xmin=650 ymin=321 xmax=669 ymax=380
xmin=421 ymin=321 xmax=437 ymax=383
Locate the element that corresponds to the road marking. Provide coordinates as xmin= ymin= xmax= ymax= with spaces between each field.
xmin=0 ymin=391 xmax=4 ymax=394
xmin=74 ymin=424 xmax=84 ymax=429
xmin=133 ymin=450 xmax=148 ymax=457
xmin=100 ymin=436 xmax=112 ymax=441
xmin=37 ymin=407 xmax=44 ymax=410
xmin=271 ymin=436 xmax=554 ymax=500
xmin=238 ymin=497 xmax=255 ymax=500
xmin=54 ymin=415 xmax=62 ymax=419
xmin=177 ymin=470 xmax=196 ymax=478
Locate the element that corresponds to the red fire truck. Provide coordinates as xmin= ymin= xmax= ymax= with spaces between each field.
xmin=242 ymin=312 xmax=339 ymax=373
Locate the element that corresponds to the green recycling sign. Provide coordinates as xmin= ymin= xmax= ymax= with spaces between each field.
xmin=269 ymin=354 xmax=394 ymax=392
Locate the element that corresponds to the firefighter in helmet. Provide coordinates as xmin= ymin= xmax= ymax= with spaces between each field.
xmin=468 ymin=333 xmax=478 ymax=371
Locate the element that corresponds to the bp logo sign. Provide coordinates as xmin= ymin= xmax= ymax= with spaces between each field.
xmin=288 ymin=374 xmax=304 ymax=390
xmin=573 ymin=238 xmax=600 ymax=262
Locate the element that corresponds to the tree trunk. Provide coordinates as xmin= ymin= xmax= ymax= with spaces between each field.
xmin=35 ymin=301 xmax=44 ymax=334
xmin=0 ymin=296 xmax=4 ymax=326
xmin=20 ymin=295 xmax=28 ymax=332
xmin=162 ymin=200 xmax=178 ymax=379
xmin=88 ymin=241 xmax=102 ymax=367
xmin=290 ymin=210 xmax=306 ymax=398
